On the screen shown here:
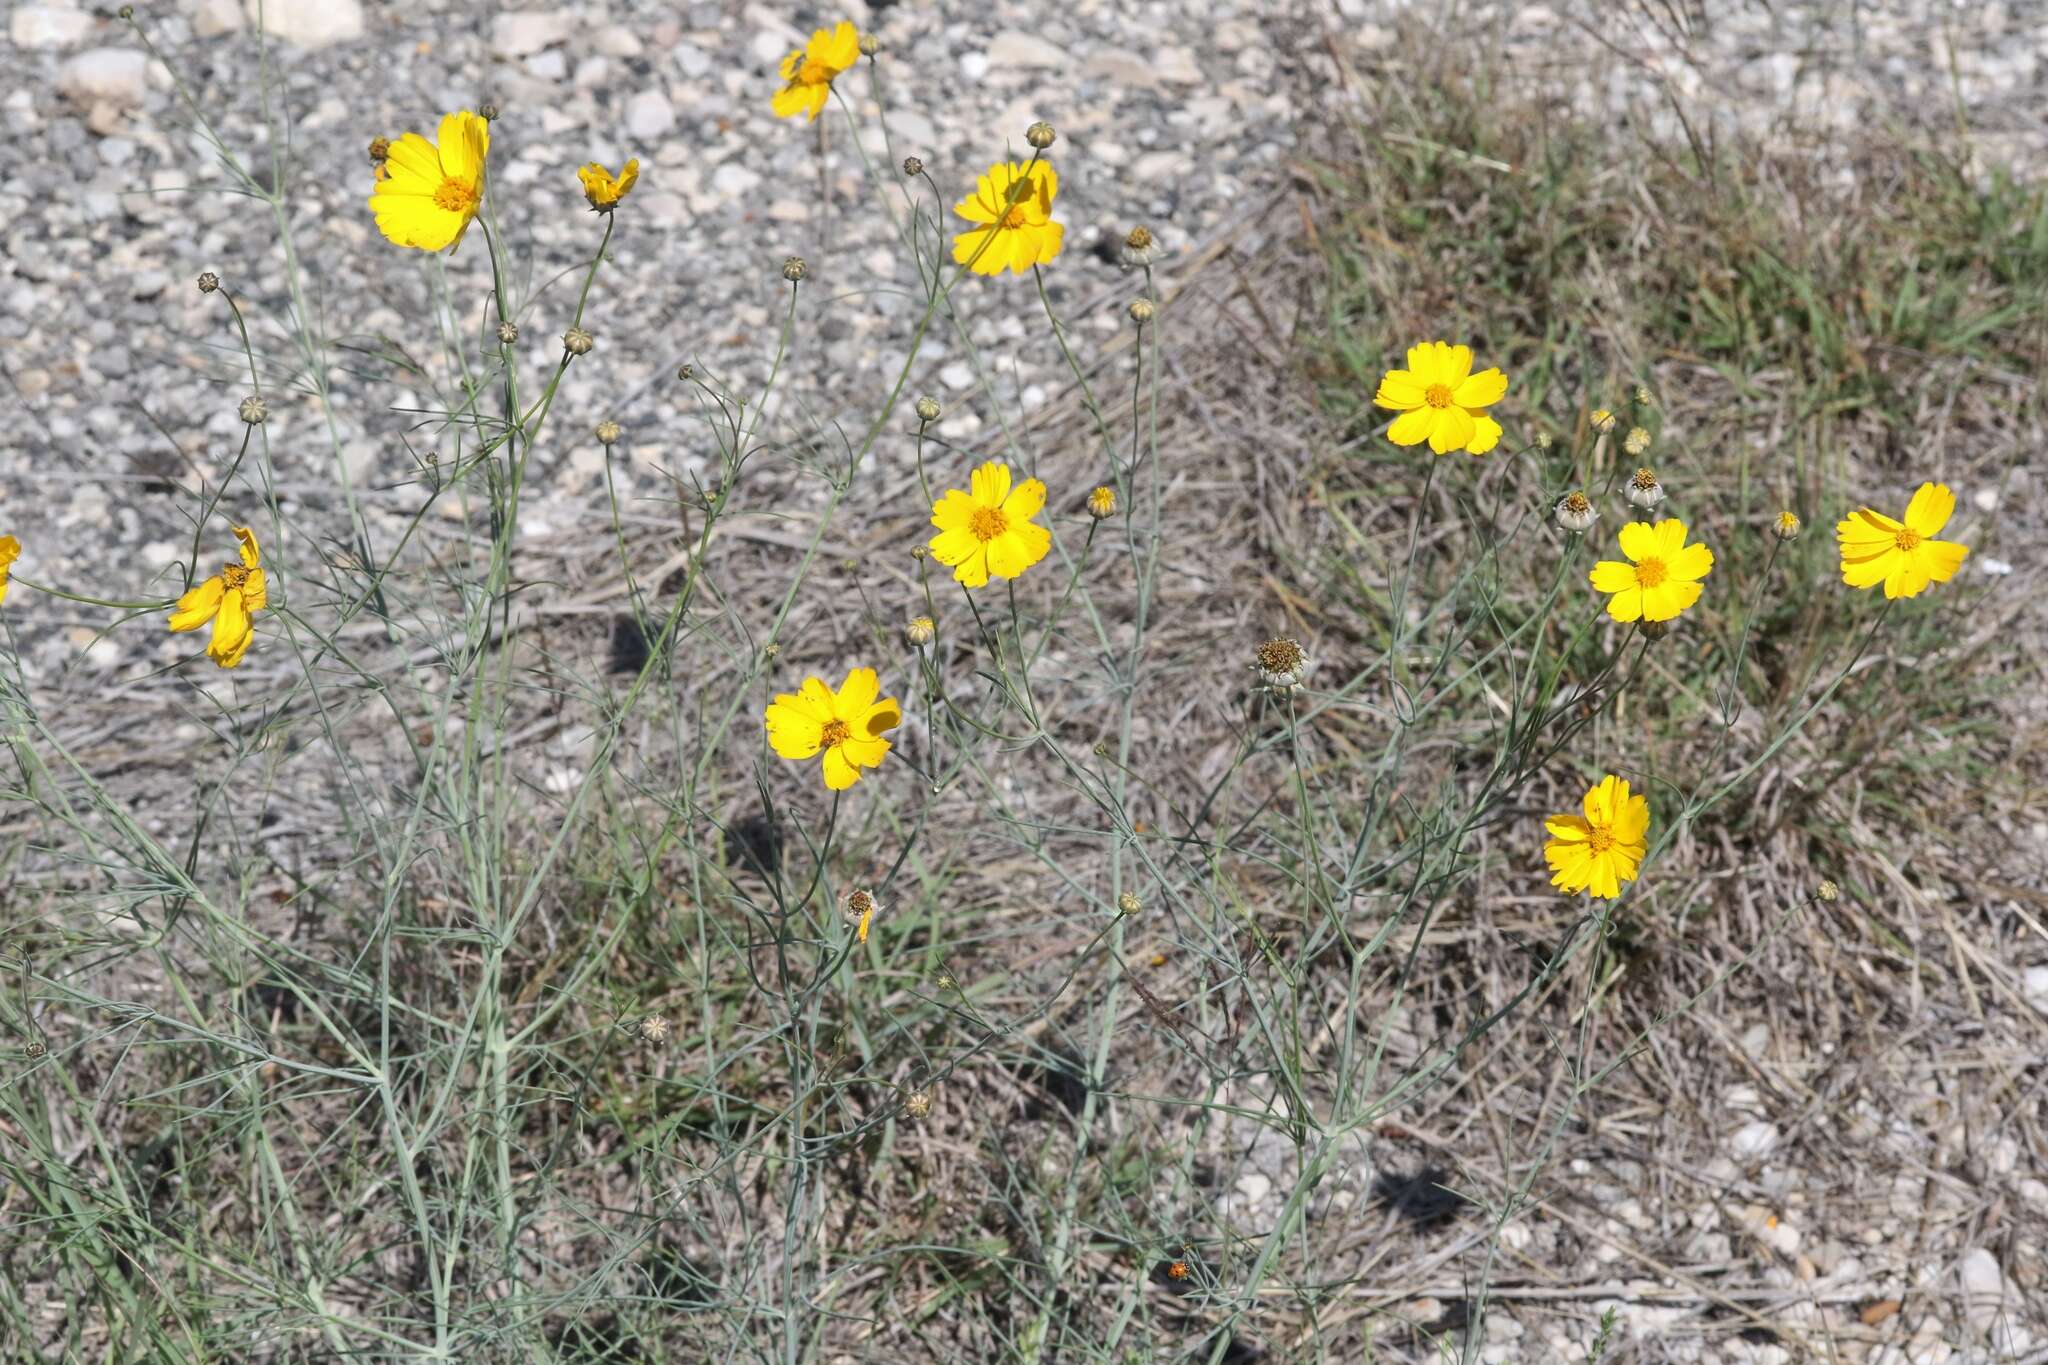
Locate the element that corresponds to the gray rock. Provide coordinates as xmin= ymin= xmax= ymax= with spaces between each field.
xmin=624 ymin=90 xmax=675 ymax=141
xmin=984 ymin=31 xmax=1069 ymax=70
xmin=245 ymin=0 xmax=364 ymax=49
xmin=192 ymin=0 xmax=243 ymax=38
xmin=10 ymin=7 xmax=95 ymax=49
xmin=492 ymin=12 xmax=572 ymax=58
xmin=56 ymin=49 xmax=147 ymax=110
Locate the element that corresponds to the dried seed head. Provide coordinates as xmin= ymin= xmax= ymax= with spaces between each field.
xmin=1254 ymin=636 xmax=1311 ymax=692
xmin=843 ymin=887 xmax=879 ymax=942
xmin=239 ymin=395 xmax=267 ymax=425
xmin=23 ymin=1040 xmax=46 ymax=1060
xmin=196 ymin=271 xmax=220 ymax=294
xmin=1590 ymin=408 xmax=1617 ymax=434
xmin=904 ymin=1088 xmax=933 ymax=1119
xmin=1626 ymin=467 xmax=1666 ymax=508
xmin=1816 ymin=879 xmax=1840 ymax=903
xmin=595 ymin=419 xmax=621 ymax=446
xmin=905 ymin=615 xmax=935 ymax=647
xmin=563 ymin=326 xmax=594 ymax=356
xmin=1117 ymin=891 xmax=1142 ymax=916
xmin=1120 ymin=225 xmax=1158 ymax=270
xmin=762 ymin=642 xmax=781 ymax=659
xmin=1623 ymin=426 xmax=1653 ymax=457
xmin=914 ymin=396 xmax=942 ymax=424
xmin=636 ymin=1014 xmax=670 ymax=1044
xmin=1128 ymin=298 xmax=1155 ymax=325
xmin=1087 ymin=486 xmax=1117 ymax=520
xmin=368 ymin=136 xmax=391 ymax=166
xmin=1774 ymin=511 xmax=1801 ymax=541
xmin=902 ymin=155 xmax=924 ymax=177
xmin=496 ymin=320 xmax=519 ymax=344
xmin=1555 ymin=490 xmax=1598 ymax=534
xmin=782 ymin=256 xmax=808 ymax=283
xmin=1025 ymin=120 xmax=1057 ymax=149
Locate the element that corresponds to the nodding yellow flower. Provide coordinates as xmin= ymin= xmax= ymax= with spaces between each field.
xmin=368 ymin=111 xmax=490 ymax=252
xmin=763 ymin=666 xmax=901 ymax=790
xmin=1589 ymin=519 xmax=1714 ymax=623
xmin=1543 ymin=774 xmax=1649 ymax=900
xmin=771 ymin=21 xmax=860 ymax=121
xmin=168 ymin=526 xmax=267 ymax=668
xmin=928 ymin=461 xmax=1051 ymax=587
xmin=952 ymin=160 xmax=1065 ymax=276
xmin=1373 ymin=342 xmax=1508 ymax=456
xmin=0 ymin=534 xmax=19 ymax=605
xmin=578 ymin=158 xmax=639 ymax=210
xmin=1836 ymin=482 xmax=1969 ymax=599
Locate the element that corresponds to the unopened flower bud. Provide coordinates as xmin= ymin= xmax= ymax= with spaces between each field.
xmin=904 ymin=1089 xmax=933 ymax=1119
xmin=858 ymin=32 xmax=878 ymax=56
xmin=637 ymin=1014 xmax=670 ymax=1044
xmin=902 ymin=155 xmax=924 ymax=177
xmin=676 ymin=363 xmax=694 ymax=382
xmin=1087 ymin=486 xmax=1116 ymax=520
xmin=479 ymin=102 xmax=500 ymax=122
xmin=563 ymin=326 xmax=594 ymax=355
xmin=595 ymin=419 xmax=621 ymax=446
xmin=1638 ymin=619 xmax=1670 ymax=641
xmin=496 ymin=320 xmax=518 ymax=344
xmin=1623 ymin=426 xmax=1653 ymax=457
xmin=1025 ymin=121 xmax=1056 ymax=149
xmin=1633 ymin=384 xmax=1652 ymax=406
xmin=905 ymin=615 xmax=935 ymax=646
xmin=782 ymin=256 xmax=808 ymax=283
xmin=1128 ymin=298 xmax=1155 ymax=325
xmin=1117 ymin=891 xmax=1141 ymax=916
xmin=914 ymin=396 xmax=942 ymax=424
xmin=196 ymin=271 xmax=220 ymax=294
xmin=1773 ymin=511 xmax=1801 ymax=541
xmin=1590 ymin=408 xmax=1617 ymax=434
xmin=1816 ymin=879 xmax=1840 ymax=903
xmin=239 ymin=395 xmax=267 ymax=425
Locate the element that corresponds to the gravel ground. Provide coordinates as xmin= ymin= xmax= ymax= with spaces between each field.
xmin=4 ymin=2 xmax=2044 ymax=1362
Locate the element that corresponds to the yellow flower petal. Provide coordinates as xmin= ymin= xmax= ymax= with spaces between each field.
xmin=821 ymin=744 xmax=862 ymax=789
xmin=1902 ymin=482 xmax=1955 ymax=537
xmin=208 ymin=587 xmax=254 ymax=667
xmin=1386 ymin=407 xmax=1434 ymax=446
xmin=1588 ymin=560 xmax=1638 ymax=594
xmin=1616 ymin=521 xmax=1659 ymax=563
xmin=1465 ymin=413 xmax=1503 ymax=455
xmin=1452 ymin=367 xmax=1504 ymax=409
xmin=1427 ymin=406 xmax=1474 ymax=454
xmin=764 ymin=699 xmax=825 ymax=758
xmin=970 ymin=461 xmax=1012 ymax=507
xmin=1375 ymin=370 xmax=1424 ymax=410
xmin=836 ymin=666 xmax=880 ymax=719
xmin=1002 ymin=478 xmax=1047 ymax=522
xmin=1667 ymin=541 xmax=1714 ymax=582
xmin=234 ymin=525 xmax=260 ymax=569
xmin=168 ymin=576 xmax=225 ymax=633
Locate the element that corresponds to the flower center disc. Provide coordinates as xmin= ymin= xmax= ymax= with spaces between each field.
xmin=819 ymin=719 xmax=851 ymax=747
xmin=1894 ymin=528 xmax=1922 ymax=551
xmin=1423 ymin=383 xmax=1455 ymax=409
xmin=1634 ymin=557 xmax=1668 ymax=589
xmin=1586 ymin=827 xmax=1615 ymax=854
xmin=434 ymin=176 xmax=479 ymax=213
xmin=970 ymin=505 xmax=1009 ymax=542
xmin=221 ymin=564 xmax=250 ymax=590
xmin=798 ymin=57 xmax=831 ymax=84
xmin=1002 ymin=204 xmax=1029 ymax=230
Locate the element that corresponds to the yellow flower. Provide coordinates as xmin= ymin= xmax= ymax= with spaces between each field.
xmin=1836 ymin=482 xmax=1969 ymax=599
xmin=578 ymin=158 xmax=639 ymax=210
xmin=1544 ymin=774 xmax=1649 ymax=900
xmin=1589 ymin=518 xmax=1714 ymax=623
xmin=1373 ymin=342 xmax=1508 ymax=455
xmin=0 ymin=534 xmax=19 ymax=605
xmin=771 ymin=21 xmax=860 ymax=121
xmin=928 ymin=461 xmax=1051 ymax=587
xmin=368 ymin=111 xmax=491 ymax=252
xmin=168 ymin=526 xmax=267 ymax=668
xmin=951 ymin=161 xmax=1065 ymax=277
xmin=763 ymin=666 xmax=902 ymax=790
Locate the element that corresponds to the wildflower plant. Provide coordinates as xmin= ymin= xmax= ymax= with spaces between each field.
xmin=0 ymin=9 xmax=1994 ymax=1363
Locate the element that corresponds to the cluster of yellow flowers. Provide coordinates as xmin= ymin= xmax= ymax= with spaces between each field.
xmin=1373 ymin=342 xmax=1970 ymax=902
